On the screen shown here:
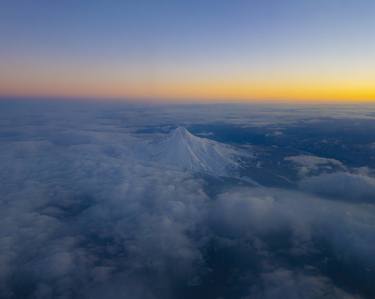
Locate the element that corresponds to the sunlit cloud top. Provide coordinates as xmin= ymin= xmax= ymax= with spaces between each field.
xmin=1 ymin=0 xmax=375 ymax=102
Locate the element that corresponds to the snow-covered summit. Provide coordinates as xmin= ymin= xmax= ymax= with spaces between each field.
xmin=170 ymin=126 xmax=194 ymax=139
xmin=146 ymin=127 xmax=242 ymax=175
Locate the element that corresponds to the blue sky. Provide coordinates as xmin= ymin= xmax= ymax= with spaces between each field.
xmin=1 ymin=0 xmax=374 ymax=101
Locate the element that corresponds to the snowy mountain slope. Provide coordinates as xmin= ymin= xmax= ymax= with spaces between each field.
xmin=141 ymin=127 xmax=245 ymax=175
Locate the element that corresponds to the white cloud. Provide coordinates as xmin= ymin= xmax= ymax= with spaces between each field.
xmin=300 ymin=172 xmax=375 ymax=201
xmin=285 ymin=155 xmax=346 ymax=177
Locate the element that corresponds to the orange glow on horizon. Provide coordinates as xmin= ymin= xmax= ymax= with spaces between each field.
xmin=1 ymin=82 xmax=374 ymax=104
xmin=1 ymin=68 xmax=374 ymax=103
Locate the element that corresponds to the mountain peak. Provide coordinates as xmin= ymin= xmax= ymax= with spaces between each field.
xmin=171 ymin=127 xmax=193 ymax=139
xmin=174 ymin=126 xmax=189 ymax=134
xmin=145 ymin=127 xmax=241 ymax=176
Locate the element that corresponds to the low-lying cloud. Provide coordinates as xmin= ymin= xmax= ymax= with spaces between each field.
xmin=0 ymin=102 xmax=374 ymax=298
xmin=300 ymin=172 xmax=375 ymax=201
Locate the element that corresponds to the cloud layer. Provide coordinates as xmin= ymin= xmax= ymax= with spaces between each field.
xmin=0 ymin=102 xmax=374 ymax=298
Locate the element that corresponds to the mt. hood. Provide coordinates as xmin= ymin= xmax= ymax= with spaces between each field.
xmin=143 ymin=127 xmax=243 ymax=176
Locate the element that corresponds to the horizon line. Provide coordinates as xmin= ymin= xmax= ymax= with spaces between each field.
xmin=1 ymin=94 xmax=375 ymax=106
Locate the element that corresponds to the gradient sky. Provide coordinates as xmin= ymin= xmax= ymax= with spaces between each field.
xmin=1 ymin=0 xmax=375 ymax=102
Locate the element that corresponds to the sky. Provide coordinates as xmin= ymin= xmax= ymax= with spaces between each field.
xmin=0 ymin=0 xmax=375 ymax=102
